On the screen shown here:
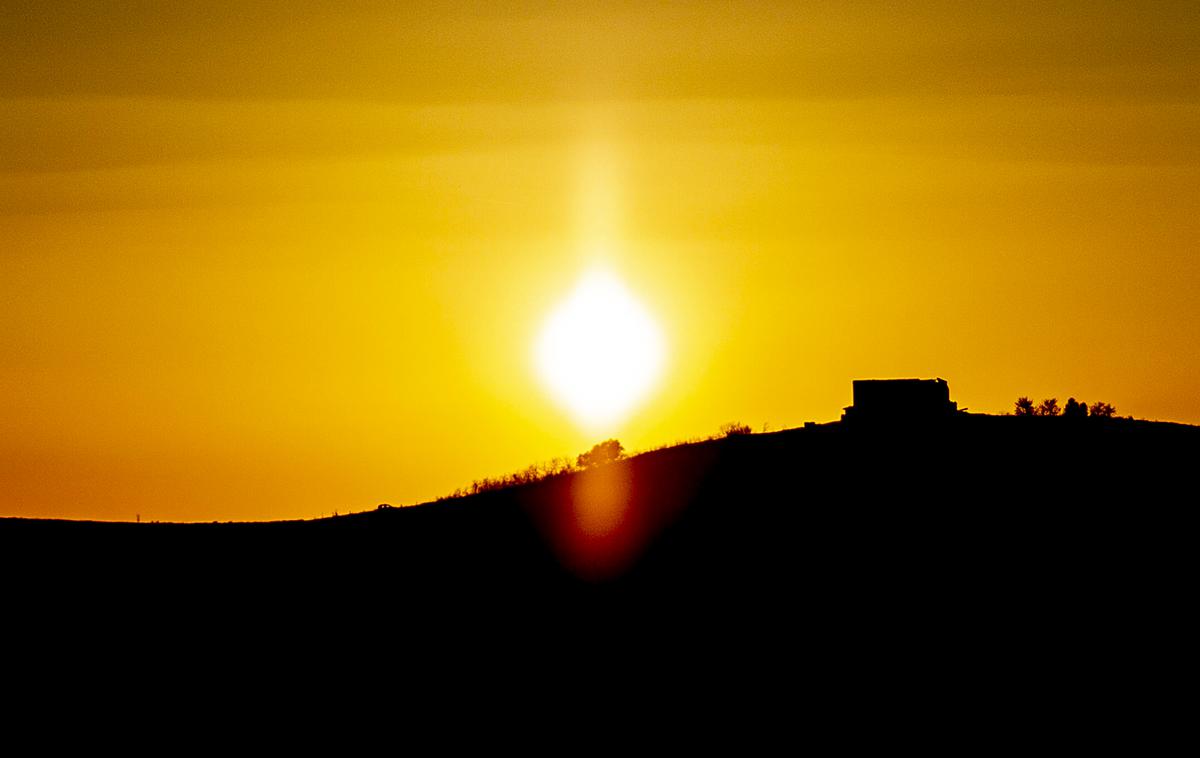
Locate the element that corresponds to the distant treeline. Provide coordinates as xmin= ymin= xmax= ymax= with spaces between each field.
xmin=1013 ymin=397 xmax=1116 ymax=418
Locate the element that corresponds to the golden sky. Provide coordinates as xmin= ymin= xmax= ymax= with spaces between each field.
xmin=3 ymin=1 xmax=1198 ymax=521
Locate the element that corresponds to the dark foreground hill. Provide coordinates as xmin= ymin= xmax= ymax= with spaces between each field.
xmin=3 ymin=412 xmax=1195 ymax=717
xmin=6 ymin=413 xmax=1194 ymax=611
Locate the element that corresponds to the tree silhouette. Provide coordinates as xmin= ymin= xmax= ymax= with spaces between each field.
xmin=577 ymin=439 xmax=624 ymax=469
xmin=1036 ymin=398 xmax=1060 ymax=417
xmin=1015 ymin=395 xmax=1118 ymax=419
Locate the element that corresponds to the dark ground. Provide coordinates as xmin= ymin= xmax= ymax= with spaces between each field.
xmin=3 ymin=413 xmax=1194 ymax=723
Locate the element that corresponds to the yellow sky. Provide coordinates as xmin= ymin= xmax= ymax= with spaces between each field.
xmin=2 ymin=2 xmax=1198 ymax=521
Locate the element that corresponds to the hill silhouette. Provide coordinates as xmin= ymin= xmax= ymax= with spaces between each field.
xmin=5 ymin=411 xmax=1194 ymax=599
xmin=4 ymin=409 xmax=1195 ymax=714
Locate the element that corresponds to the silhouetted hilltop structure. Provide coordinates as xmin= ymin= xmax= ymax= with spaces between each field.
xmin=842 ymin=377 xmax=959 ymax=423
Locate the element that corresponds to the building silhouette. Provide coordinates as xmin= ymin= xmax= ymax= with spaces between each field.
xmin=842 ymin=378 xmax=959 ymax=423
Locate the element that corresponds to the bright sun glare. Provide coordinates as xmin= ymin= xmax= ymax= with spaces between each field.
xmin=536 ymin=268 xmax=665 ymax=429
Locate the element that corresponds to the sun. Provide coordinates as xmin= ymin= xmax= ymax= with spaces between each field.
xmin=536 ymin=268 xmax=666 ymax=429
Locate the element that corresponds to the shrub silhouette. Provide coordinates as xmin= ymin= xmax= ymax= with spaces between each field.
xmin=1089 ymin=401 xmax=1116 ymax=418
xmin=719 ymin=422 xmax=753 ymax=437
xmin=1014 ymin=397 xmax=1036 ymax=416
xmin=577 ymin=439 xmax=624 ymax=469
xmin=449 ymin=456 xmax=577 ymax=498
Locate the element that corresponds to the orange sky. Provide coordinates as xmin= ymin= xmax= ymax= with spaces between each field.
xmin=3 ymin=2 xmax=1198 ymax=521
